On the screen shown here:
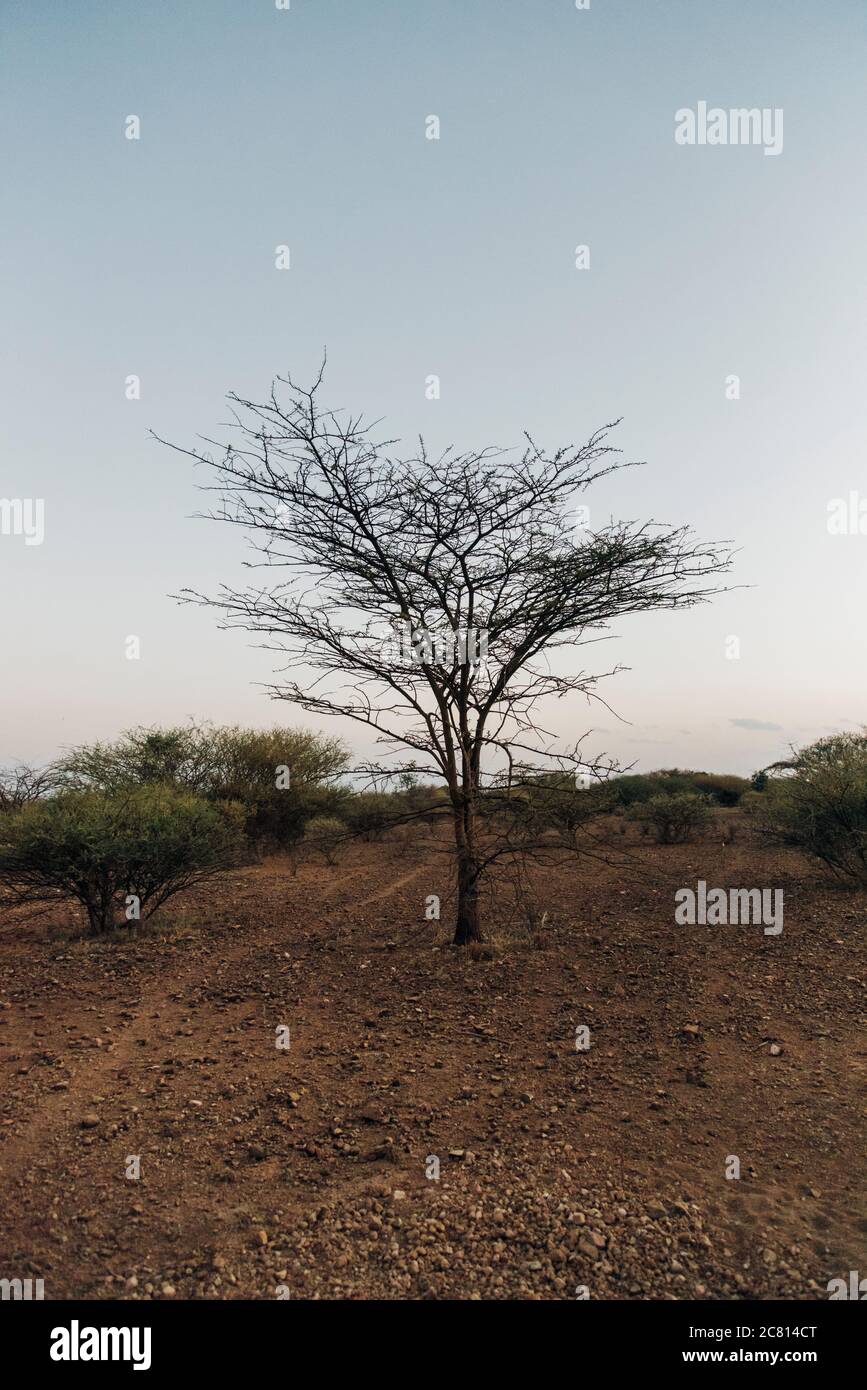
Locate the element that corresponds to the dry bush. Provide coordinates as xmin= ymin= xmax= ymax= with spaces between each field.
xmin=303 ymin=815 xmax=346 ymax=866
xmin=628 ymin=791 xmax=712 ymax=845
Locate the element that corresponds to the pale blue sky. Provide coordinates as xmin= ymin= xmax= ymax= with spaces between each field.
xmin=1 ymin=0 xmax=865 ymax=775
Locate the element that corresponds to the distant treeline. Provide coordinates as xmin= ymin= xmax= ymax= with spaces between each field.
xmin=598 ymin=769 xmax=750 ymax=808
xmin=2 ymin=725 xmax=865 ymax=935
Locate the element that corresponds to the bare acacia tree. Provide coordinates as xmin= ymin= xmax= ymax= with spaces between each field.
xmin=157 ymin=366 xmax=732 ymax=943
xmin=0 ymin=764 xmax=59 ymax=812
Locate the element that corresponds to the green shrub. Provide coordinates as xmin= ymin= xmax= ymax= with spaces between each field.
xmin=526 ymin=776 xmax=614 ymax=844
xmin=55 ymin=724 xmax=349 ymax=853
xmin=303 ymin=815 xmax=346 ymax=866
xmin=399 ymin=782 xmax=449 ymax=828
xmin=628 ymin=791 xmax=712 ymax=844
xmin=203 ymin=727 xmax=347 ymax=851
xmin=606 ymin=773 xmax=660 ymax=807
xmin=751 ymin=732 xmax=867 ymax=884
xmin=688 ymin=772 xmax=749 ymax=807
xmin=0 ymin=785 xmax=244 ymax=934
xmin=341 ymin=792 xmax=395 ymax=841
xmin=55 ymin=726 xmax=215 ymax=793
xmin=608 ymin=769 xmax=748 ymax=808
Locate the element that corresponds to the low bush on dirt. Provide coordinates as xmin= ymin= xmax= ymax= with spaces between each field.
xmin=750 ymin=731 xmax=867 ymax=884
xmin=0 ymin=785 xmax=245 ymax=934
xmin=54 ymin=724 xmax=348 ymax=854
xmin=340 ymin=792 xmax=396 ymax=841
xmin=303 ymin=815 xmax=347 ymax=866
xmin=527 ymin=779 xmax=614 ymax=845
xmin=628 ymin=790 xmax=713 ymax=844
xmin=203 ymin=727 xmax=347 ymax=852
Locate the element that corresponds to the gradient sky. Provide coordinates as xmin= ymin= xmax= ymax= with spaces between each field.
xmin=2 ymin=0 xmax=865 ymax=776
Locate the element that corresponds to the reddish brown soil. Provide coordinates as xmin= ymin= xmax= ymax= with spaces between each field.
xmin=1 ymin=823 xmax=864 ymax=1300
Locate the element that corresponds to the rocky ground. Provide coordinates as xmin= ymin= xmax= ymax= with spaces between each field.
xmin=0 ymin=821 xmax=864 ymax=1300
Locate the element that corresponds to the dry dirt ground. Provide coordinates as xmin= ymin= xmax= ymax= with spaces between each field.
xmin=1 ymin=820 xmax=865 ymax=1301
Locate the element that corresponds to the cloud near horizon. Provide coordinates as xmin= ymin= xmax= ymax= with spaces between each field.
xmin=729 ymin=718 xmax=784 ymax=732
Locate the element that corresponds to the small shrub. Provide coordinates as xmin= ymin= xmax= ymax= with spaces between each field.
xmin=718 ymin=818 xmax=738 ymax=844
xmin=629 ymin=791 xmax=712 ymax=844
xmin=54 ymin=723 xmax=349 ymax=855
xmin=303 ymin=815 xmax=346 ymax=866
xmin=752 ymin=732 xmax=867 ymax=884
xmin=342 ymin=792 xmax=395 ymax=842
xmin=389 ymin=821 xmax=420 ymax=852
xmin=0 ymin=785 xmax=244 ymax=935
xmin=205 ymin=727 xmax=348 ymax=852
xmin=535 ymin=782 xmax=613 ymax=845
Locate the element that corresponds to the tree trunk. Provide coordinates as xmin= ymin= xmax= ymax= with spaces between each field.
xmin=84 ymin=893 xmax=116 ymax=935
xmin=453 ymin=841 xmax=482 ymax=944
xmin=451 ymin=761 xmax=482 ymax=944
